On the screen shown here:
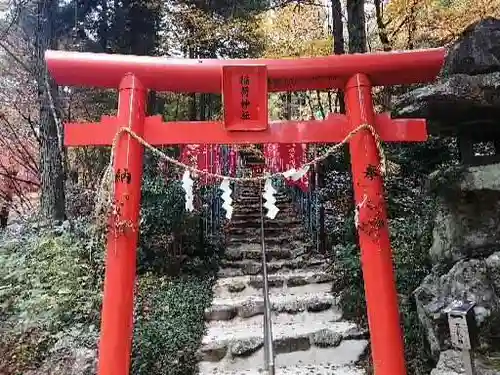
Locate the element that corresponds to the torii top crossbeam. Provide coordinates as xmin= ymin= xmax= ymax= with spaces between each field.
xmin=45 ymin=48 xmax=445 ymax=93
xmin=45 ymin=48 xmax=446 ymax=147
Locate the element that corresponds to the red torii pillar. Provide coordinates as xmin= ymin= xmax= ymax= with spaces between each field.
xmin=46 ymin=48 xmax=445 ymax=375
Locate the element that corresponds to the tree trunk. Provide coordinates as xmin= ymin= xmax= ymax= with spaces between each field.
xmin=374 ymin=0 xmax=392 ymax=110
xmin=345 ymin=0 xmax=367 ymax=240
xmin=346 ymin=0 xmax=367 ymax=53
xmin=36 ymin=0 xmax=66 ymax=221
xmin=331 ymin=0 xmax=346 ymax=114
xmin=332 ymin=0 xmax=345 ymax=55
xmin=319 ymin=0 xmax=348 ymax=252
xmin=374 ymin=0 xmax=391 ymax=51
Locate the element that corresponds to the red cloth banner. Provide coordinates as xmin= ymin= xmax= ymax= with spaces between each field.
xmin=181 ymin=144 xmax=237 ymax=184
xmin=197 ymin=144 xmax=222 ymax=186
xmin=264 ymin=143 xmax=309 ymax=192
xmin=295 ymin=143 xmax=309 ymax=192
xmin=264 ymin=143 xmax=280 ymax=173
xmin=228 ymin=146 xmax=238 ymax=177
xmin=180 ymin=144 xmax=201 ymax=167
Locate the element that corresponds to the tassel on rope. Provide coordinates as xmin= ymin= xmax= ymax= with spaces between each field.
xmin=262 ymin=178 xmax=279 ymax=219
xmin=220 ymin=178 xmax=234 ymax=220
xmin=95 ymin=165 xmax=114 ymax=219
xmin=181 ymin=170 xmax=195 ymax=212
xmin=282 ymin=165 xmax=310 ymax=181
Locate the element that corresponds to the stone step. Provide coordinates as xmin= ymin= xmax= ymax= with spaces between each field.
xmin=224 ymin=242 xmax=316 ymax=258
xmin=227 ymin=233 xmax=305 ymax=246
xmin=235 ymin=199 xmax=293 ymax=208
xmin=200 ymin=364 xmax=365 ymax=375
xmin=200 ymin=319 xmax=360 ymax=360
xmin=207 ymin=308 xmax=342 ymax=332
xmin=227 ymin=226 xmax=289 ymax=236
xmin=199 ymin=319 xmax=368 ymax=370
xmin=227 ymin=227 xmax=303 ymax=239
xmin=231 ymin=207 xmax=297 ymax=219
xmin=237 ymin=187 xmax=284 ymax=195
xmin=224 ymin=246 xmax=294 ymax=261
xmin=214 ymin=271 xmax=335 ymax=297
xmin=213 ymin=280 xmax=333 ymax=303
xmin=205 ymin=289 xmax=336 ymax=321
xmin=233 ymin=203 xmax=295 ymax=212
xmin=237 ymin=195 xmax=291 ymax=204
xmin=237 ymin=189 xmax=288 ymax=196
xmin=218 ymin=257 xmax=325 ymax=277
xmin=230 ymin=218 xmax=301 ymax=229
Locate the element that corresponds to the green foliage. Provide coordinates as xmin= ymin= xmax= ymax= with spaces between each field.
xmin=328 ymin=137 xmax=458 ymax=375
xmin=134 ymin=152 xmax=223 ymax=373
xmin=1 ymin=156 xmax=222 ymax=372
xmin=131 ymin=273 xmax=216 ymax=375
xmin=0 ymin=226 xmax=103 ymax=374
xmin=426 ymin=165 xmax=467 ymax=199
xmin=1 ymin=233 xmax=102 ymax=332
xmin=139 ymin=151 xmax=223 ymax=276
xmin=167 ymin=0 xmax=267 ymax=60
xmin=1 ymin=211 xmax=220 ymax=375
xmin=330 ymin=191 xmax=436 ymax=374
xmin=391 ymin=211 xmax=436 ymax=375
xmin=259 ymin=4 xmax=332 ymax=58
xmin=388 ymin=137 xmax=458 ymax=176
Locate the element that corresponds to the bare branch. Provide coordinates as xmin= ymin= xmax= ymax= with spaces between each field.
xmin=0 ymin=169 xmax=39 ymax=187
xmin=0 ymin=40 xmax=32 ymax=74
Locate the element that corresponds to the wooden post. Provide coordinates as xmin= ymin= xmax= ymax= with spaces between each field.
xmin=98 ymin=74 xmax=147 ymax=375
xmin=345 ymin=73 xmax=406 ymax=375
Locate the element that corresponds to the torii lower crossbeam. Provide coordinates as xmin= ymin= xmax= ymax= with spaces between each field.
xmin=46 ymin=47 xmax=446 ymax=375
xmin=64 ymin=113 xmax=427 ymax=146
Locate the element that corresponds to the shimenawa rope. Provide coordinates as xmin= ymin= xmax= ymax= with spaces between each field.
xmin=96 ymin=123 xmax=398 ymax=217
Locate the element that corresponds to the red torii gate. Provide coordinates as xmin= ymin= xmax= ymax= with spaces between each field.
xmin=45 ymin=48 xmax=445 ymax=375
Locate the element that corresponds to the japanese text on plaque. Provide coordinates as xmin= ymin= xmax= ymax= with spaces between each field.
xmin=240 ymin=75 xmax=251 ymax=120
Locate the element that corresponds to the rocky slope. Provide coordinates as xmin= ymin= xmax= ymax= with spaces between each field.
xmin=414 ymin=164 xmax=500 ymax=374
xmin=393 ymin=17 xmax=500 ymax=374
xmin=197 ymin=182 xmax=368 ymax=374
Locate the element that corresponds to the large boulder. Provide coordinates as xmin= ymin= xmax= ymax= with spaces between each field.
xmin=428 ymin=164 xmax=500 ymax=263
xmin=414 ymin=253 xmax=500 ymax=357
xmin=442 ymin=17 xmax=500 ymax=76
xmin=415 ymin=164 xmax=500 ymax=362
xmin=431 ymin=350 xmax=500 ymax=375
xmin=392 ymin=73 xmax=500 ymax=135
xmin=392 ymin=18 xmax=500 ymax=137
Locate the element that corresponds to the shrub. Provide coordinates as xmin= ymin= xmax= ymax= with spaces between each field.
xmin=139 ymin=173 xmax=223 ymax=276
xmin=131 ymin=273 xmax=216 ymax=375
xmin=134 ymin=163 xmax=223 ymax=375
xmin=65 ymin=183 xmax=97 ymax=219
xmin=329 ymin=184 xmax=437 ymax=375
xmin=324 ymin=138 xmax=458 ymax=375
xmin=1 ymin=152 xmax=224 ymax=374
xmin=0 ymin=226 xmax=103 ymax=374
xmin=0 ymin=232 xmax=102 ymax=332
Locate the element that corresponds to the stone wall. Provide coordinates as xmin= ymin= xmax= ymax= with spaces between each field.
xmin=414 ymin=163 xmax=500 ymax=374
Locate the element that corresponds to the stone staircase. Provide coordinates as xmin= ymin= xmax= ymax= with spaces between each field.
xmin=198 ymin=183 xmax=368 ymax=375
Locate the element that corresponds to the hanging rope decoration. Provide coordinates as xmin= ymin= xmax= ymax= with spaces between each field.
xmin=96 ymin=123 xmax=398 ymax=221
xmin=262 ymin=177 xmax=279 ymax=219
xmin=181 ymin=170 xmax=195 ymax=212
xmin=220 ymin=178 xmax=234 ymax=220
